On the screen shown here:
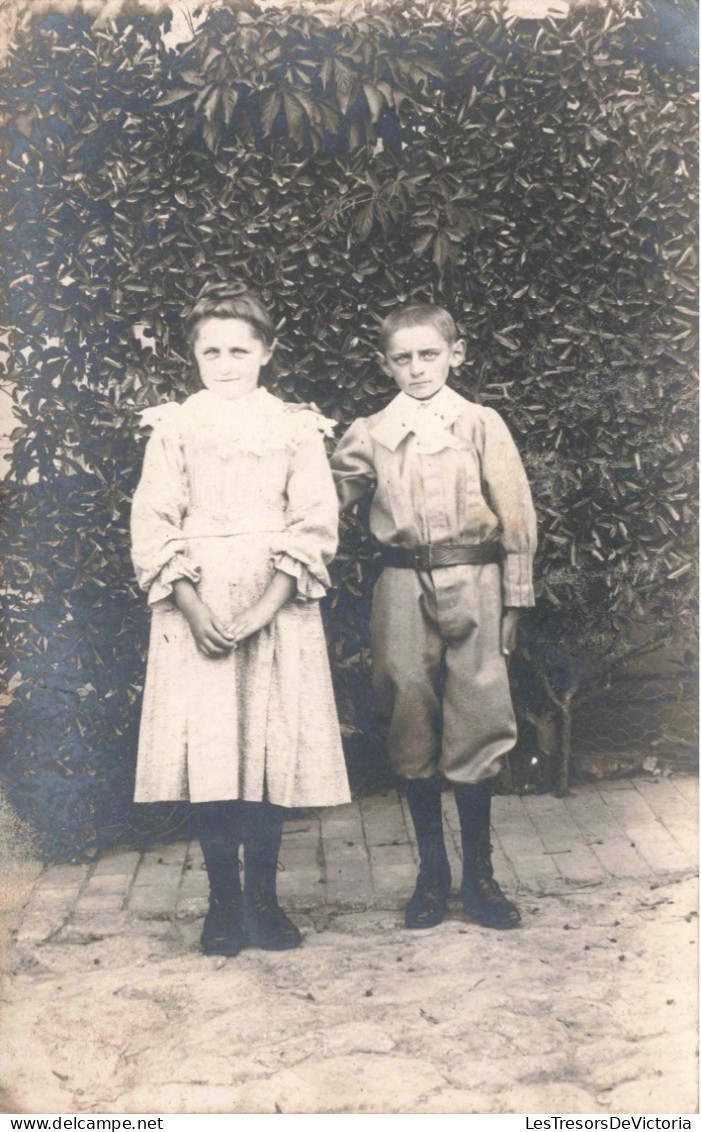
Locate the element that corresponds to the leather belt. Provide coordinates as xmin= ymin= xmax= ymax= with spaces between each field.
xmin=379 ymin=543 xmax=502 ymax=570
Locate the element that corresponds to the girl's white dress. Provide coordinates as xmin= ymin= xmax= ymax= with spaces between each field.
xmin=131 ymin=387 xmax=351 ymax=808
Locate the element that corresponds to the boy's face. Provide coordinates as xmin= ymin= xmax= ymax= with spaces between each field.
xmin=380 ymin=325 xmax=466 ymax=400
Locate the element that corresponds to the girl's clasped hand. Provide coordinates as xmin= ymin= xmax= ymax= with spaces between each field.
xmin=172 ymin=578 xmax=234 ymax=657
xmin=173 ymin=571 xmax=297 ymax=657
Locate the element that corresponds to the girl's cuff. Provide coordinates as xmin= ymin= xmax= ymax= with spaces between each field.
xmin=148 ymin=554 xmax=201 ymax=606
xmin=273 ymin=553 xmax=328 ymax=601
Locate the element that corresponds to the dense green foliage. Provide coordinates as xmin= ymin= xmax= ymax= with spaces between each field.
xmin=0 ymin=0 xmax=697 ymax=856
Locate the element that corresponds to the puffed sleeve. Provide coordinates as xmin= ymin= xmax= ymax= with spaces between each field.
xmin=478 ymin=409 xmax=538 ymax=608
xmin=330 ymin=417 xmax=377 ymax=510
xmin=130 ymin=414 xmax=201 ymax=606
xmin=271 ymin=427 xmax=340 ymax=601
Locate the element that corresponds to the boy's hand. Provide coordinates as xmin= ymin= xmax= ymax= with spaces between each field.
xmin=501 ymin=607 xmax=521 ymax=658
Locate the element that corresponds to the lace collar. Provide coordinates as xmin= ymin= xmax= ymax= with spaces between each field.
xmin=370 ymin=385 xmax=467 ymax=454
xmin=138 ymin=388 xmax=335 ymax=454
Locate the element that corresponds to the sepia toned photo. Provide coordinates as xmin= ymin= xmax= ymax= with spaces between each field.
xmin=0 ymin=0 xmax=697 ymax=1118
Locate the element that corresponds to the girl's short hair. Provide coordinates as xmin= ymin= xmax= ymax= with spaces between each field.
xmin=182 ymin=281 xmax=276 ymax=349
xmin=378 ymin=304 xmax=458 ymax=352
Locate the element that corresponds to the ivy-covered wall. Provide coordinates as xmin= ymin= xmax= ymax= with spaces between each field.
xmin=0 ymin=0 xmax=697 ymax=859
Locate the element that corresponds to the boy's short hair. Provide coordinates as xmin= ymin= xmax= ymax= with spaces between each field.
xmin=182 ymin=281 xmax=276 ymax=349
xmin=378 ymin=304 xmax=458 ymax=352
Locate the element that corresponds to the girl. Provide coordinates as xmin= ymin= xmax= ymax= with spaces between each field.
xmin=131 ymin=282 xmax=350 ymax=956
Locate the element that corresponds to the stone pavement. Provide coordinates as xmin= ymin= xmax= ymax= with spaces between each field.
xmin=13 ymin=776 xmax=698 ymax=941
xmin=1 ymin=775 xmax=698 ymax=1115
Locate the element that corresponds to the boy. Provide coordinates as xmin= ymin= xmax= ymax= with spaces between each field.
xmin=330 ymin=303 xmax=537 ymax=930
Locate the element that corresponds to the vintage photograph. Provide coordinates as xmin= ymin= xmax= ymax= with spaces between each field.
xmin=0 ymin=0 xmax=697 ymax=1117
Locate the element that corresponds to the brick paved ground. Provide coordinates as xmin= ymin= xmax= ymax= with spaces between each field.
xmin=2 ymin=774 xmax=697 ymax=1115
xmin=14 ymin=775 xmax=697 ymax=944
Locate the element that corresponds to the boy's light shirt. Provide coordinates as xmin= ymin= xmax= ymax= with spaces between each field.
xmin=370 ymin=385 xmax=465 ymax=455
xmin=331 ymin=383 xmax=537 ymax=607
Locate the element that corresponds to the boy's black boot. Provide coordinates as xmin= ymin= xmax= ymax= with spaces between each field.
xmin=242 ymin=801 xmax=302 ymax=951
xmin=455 ymin=780 xmax=521 ymax=930
xmin=404 ymin=777 xmax=452 ymax=929
xmin=193 ymin=801 xmax=249 ymax=957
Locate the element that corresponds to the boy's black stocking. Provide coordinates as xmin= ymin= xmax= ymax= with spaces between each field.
xmin=454 ymin=779 xmax=521 ymax=929
xmin=404 ymin=776 xmax=451 ymax=929
xmin=191 ymin=800 xmax=248 ymax=956
xmin=241 ymin=800 xmax=302 ymax=951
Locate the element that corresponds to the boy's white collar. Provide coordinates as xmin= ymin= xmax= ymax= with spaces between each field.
xmin=370 ymin=385 xmax=465 ymax=452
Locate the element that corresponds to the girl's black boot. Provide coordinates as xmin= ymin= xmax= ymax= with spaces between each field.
xmin=404 ymin=777 xmax=452 ymax=929
xmin=192 ymin=801 xmax=249 ymax=957
xmin=242 ymin=802 xmax=302 ymax=951
xmin=454 ymin=780 xmax=521 ymax=930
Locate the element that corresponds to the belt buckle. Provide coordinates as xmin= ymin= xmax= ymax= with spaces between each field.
xmin=412 ymin=546 xmax=431 ymax=570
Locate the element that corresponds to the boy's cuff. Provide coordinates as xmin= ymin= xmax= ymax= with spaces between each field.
xmin=502 ymin=556 xmax=535 ymax=608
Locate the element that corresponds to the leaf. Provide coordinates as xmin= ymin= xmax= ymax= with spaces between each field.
xmin=333 ymin=58 xmax=357 ymax=115
xmin=320 ymin=56 xmax=333 ymax=90
xmin=362 ymin=83 xmax=384 ymax=123
xmin=432 ymin=230 xmax=450 ymax=270
xmin=202 ymin=120 xmax=219 ymax=152
xmin=259 ymin=88 xmax=282 ymax=136
xmin=413 ymin=229 xmax=434 ymax=255
xmin=282 ymin=90 xmax=305 ymax=147
xmin=494 ymin=332 xmax=520 ymax=351
xmin=220 ymin=87 xmax=238 ymax=127
xmin=355 ymin=202 xmax=375 ymax=241
xmin=203 ymin=86 xmax=221 ymax=124
xmin=153 ymin=88 xmax=194 ymax=107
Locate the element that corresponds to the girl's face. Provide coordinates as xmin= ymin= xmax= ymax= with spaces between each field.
xmin=192 ymin=317 xmax=273 ymax=401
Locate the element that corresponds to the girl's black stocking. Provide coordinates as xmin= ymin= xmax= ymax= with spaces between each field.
xmin=191 ymin=800 xmax=244 ymax=904
xmin=240 ymin=800 xmax=302 ymax=950
xmin=240 ymin=799 xmax=283 ymax=893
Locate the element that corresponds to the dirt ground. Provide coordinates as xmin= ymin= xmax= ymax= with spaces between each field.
xmin=1 ymin=868 xmax=697 ymax=1115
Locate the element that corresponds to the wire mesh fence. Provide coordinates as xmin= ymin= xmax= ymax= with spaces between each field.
xmin=574 ymin=672 xmax=698 ymax=770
